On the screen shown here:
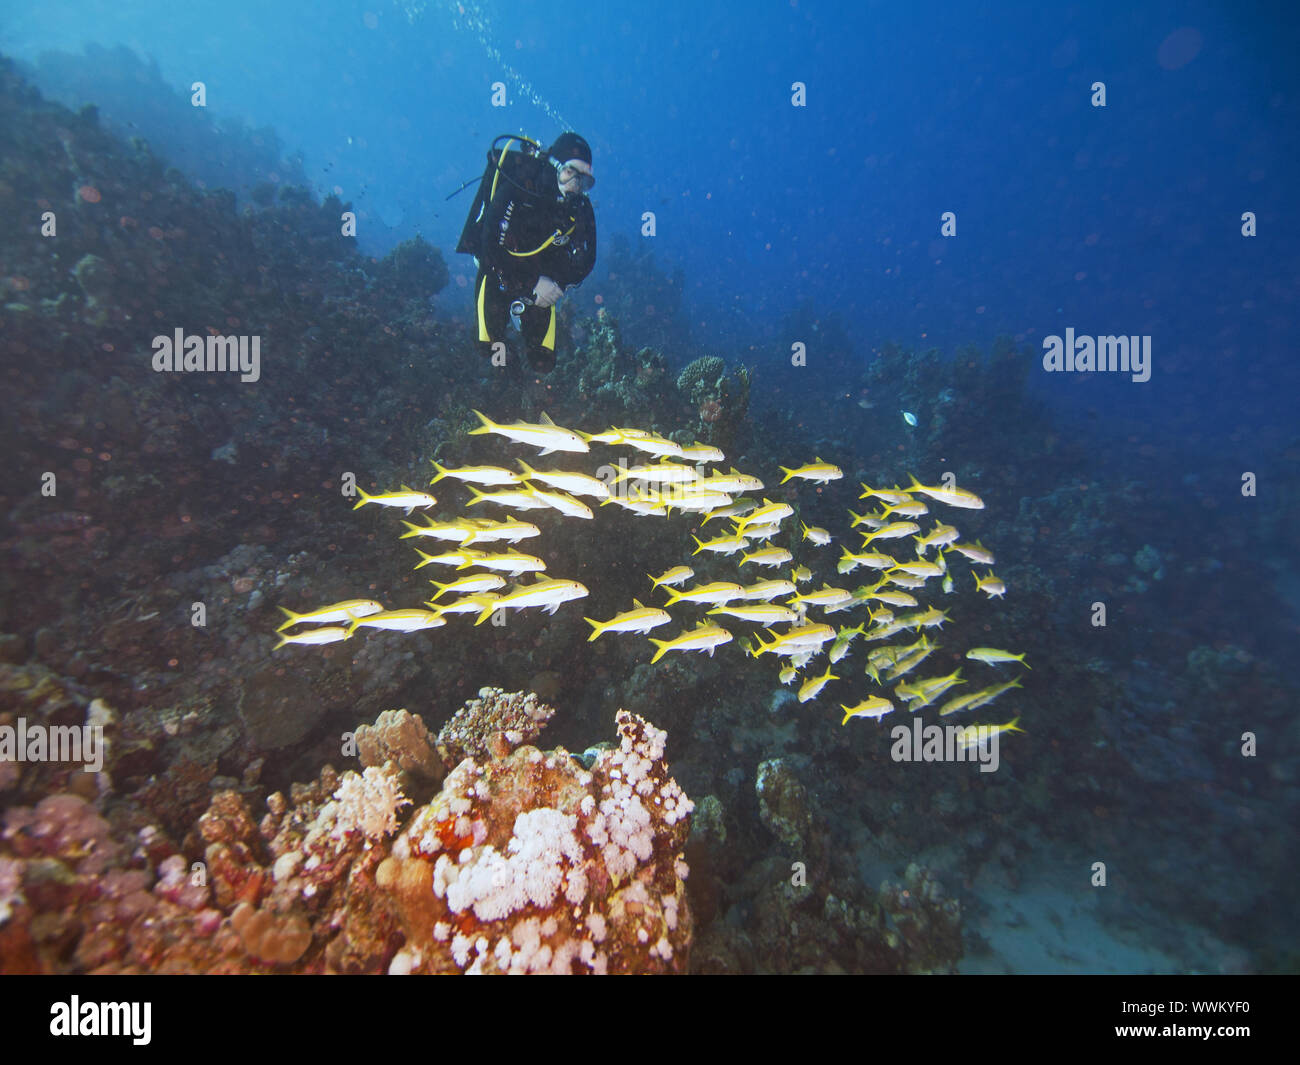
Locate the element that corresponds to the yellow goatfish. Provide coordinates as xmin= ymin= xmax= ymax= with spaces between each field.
xmin=585 ymin=600 xmax=673 ymax=640
xmin=787 ymin=584 xmax=853 ymax=609
xmin=649 ymin=566 xmax=694 ymax=588
xmin=945 ymin=540 xmax=996 ymax=565
xmin=954 ymin=717 xmax=1025 ymax=751
xmin=476 ymin=578 xmax=588 ymax=624
xmin=663 ymin=581 xmax=746 ymax=606
xmin=801 ymin=522 xmax=832 ymax=546
xmin=880 ymin=499 xmax=929 ymax=518
xmin=966 ymin=647 xmax=1030 ymax=668
xmin=347 ymin=609 xmax=446 ymax=635
xmin=798 ymin=667 xmax=839 ymax=703
xmin=469 ymin=409 xmax=589 ymax=455
xmin=739 ymin=546 xmax=793 ymax=568
xmin=429 ymin=461 xmax=521 ymax=486
xmin=274 ymin=626 xmax=352 ymax=650
xmin=692 ymin=532 xmax=748 ymax=556
xmin=838 ymin=547 xmax=895 ymax=574
xmin=966 ymin=677 xmax=1024 ymax=710
xmin=352 ymin=486 xmax=436 ymax=514
xmin=678 ymin=442 xmax=726 ymax=463
xmin=703 ymin=498 xmax=757 ymax=524
xmin=648 ymin=623 xmax=733 ymax=663
xmin=616 ymin=432 xmax=684 ymax=459
xmin=887 ymin=559 xmax=944 ymax=579
xmin=459 ymin=517 xmax=541 ymax=545
xmin=614 ymin=461 xmax=701 ymax=484
xmin=737 ymin=579 xmax=797 ymax=601
xmin=974 ymin=571 xmax=1007 ymax=598
xmin=399 ymin=517 xmax=478 ymax=542
xmin=412 ymin=548 xmax=479 ymax=570
xmin=736 ymin=499 xmax=794 ymax=529
xmin=841 ymin=696 xmax=894 ymax=724
xmin=464 ymin=485 xmax=551 ymax=511
xmin=708 ymin=604 xmax=800 ymax=625
xmin=749 ymin=623 xmax=836 ymax=656
xmin=779 ymin=458 xmax=843 ymax=484
xmin=426 ymin=574 xmax=506 ymax=600
xmin=906 ymin=474 xmax=985 ymax=510
xmin=527 ymin=486 xmax=594 ymax=519
xmin=914 ymin=523 xmax=961 ymax=554
xmin=698 ymin=469 xmax=764 ymax=493
xmin=277 ymin=600 xmax=383 ymax=630
xmin=457 ymin=550 xmax=547 ymax=575
xmin=860 ymin=521 xmax=921 ymax=545
xmin=858 ymin=483 xmax=914 ymax=505
xmin=515 ymin=460 xmax=611 ymax=499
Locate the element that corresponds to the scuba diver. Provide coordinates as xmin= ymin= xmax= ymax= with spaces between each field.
xmin=455 ymin=132 xmax=597 ymax=373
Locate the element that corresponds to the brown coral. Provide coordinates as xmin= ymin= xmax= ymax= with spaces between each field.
xmin=435 ymin=687 xmax=556 ymax=767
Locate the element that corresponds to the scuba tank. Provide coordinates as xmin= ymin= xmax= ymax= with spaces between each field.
xmin=454 ymin=135 xmax=546 ymax=256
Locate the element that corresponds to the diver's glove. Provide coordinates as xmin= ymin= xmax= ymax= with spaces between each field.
xmin=532 ymin=277 xmax=563 ymax=308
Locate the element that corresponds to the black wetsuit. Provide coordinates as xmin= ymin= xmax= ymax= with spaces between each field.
xmin=456 ymin=141 xmax=597 ymax=372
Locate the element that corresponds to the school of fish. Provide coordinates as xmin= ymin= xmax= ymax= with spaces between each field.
xmin=275 ymin=409 xmax=1028 ymax=746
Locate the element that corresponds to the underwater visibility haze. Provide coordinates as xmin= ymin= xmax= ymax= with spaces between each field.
xmin=0 ymin=0 xmax=1297 ymax=977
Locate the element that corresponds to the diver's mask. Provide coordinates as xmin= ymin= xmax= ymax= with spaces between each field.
xmin=556 ymin=160 xmax=595 ymax=194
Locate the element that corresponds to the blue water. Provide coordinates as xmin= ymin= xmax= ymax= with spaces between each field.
xmin=3 ymin=0 xmax=1297 ymax=974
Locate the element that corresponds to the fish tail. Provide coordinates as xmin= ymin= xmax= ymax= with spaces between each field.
xmin=399 ymin=521 xmax=422 ymax=539
xmin=273 ymin=633 xmax=291 ymax=650
xmin=275 ymin=606 xmax=301 ymax=631
xmin=1006 ymin=716 xmax=1025 ymax=734
xmin=584 ymin=617 xmax=604 ymax=642
xmin=429 ymin=460 xmax=449 ymax=484
xmin=352 ymin=487 xmax=372 ymax=509
xmin=346 ymin=618 xmax=363 ymax=636
xmin=465 ymin=485 xmax=486 ymax=506
xmin=468 ymin=409 xmax=495 ymax=435
xmin=779 ymin=467 xmax=794 ymax=484
xmin=840 ymin=709 xmax=854 ymax=726
xmin=691 ymin=536 xmax=705 ymax=555
xmin=906 ymin=473 xmax=924 ymax=492
xmin=648 ymin=638 xmax=669 ymax=664
xmin=412 ymin=549 xmax=435 ymax=570
xmin=662 ymin=588 xmax=684 ymax=606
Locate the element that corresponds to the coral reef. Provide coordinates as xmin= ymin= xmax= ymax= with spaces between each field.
xmin=675 ymin=355 xmax=751 ymax=450
xmin=370 ymin=236 xmax=449 ymax=303
xmin=755 ymin=758 xmax=814 ymax=852
xmin=567 ymin=311 xmax=669 ymax=425
xmin=434 ymin=687 xmax=555 ymax=766
xmin=379 ymin=707 xmax=692 ymax=973
xmin=0 ymin=691 xmax=694 ymax=974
